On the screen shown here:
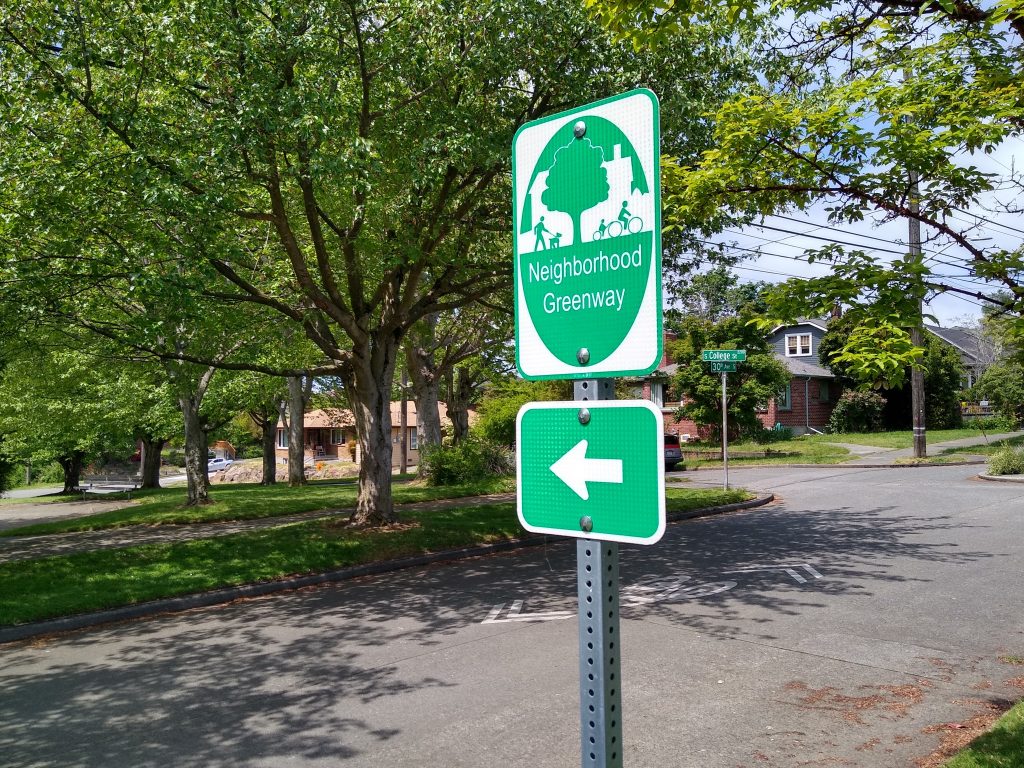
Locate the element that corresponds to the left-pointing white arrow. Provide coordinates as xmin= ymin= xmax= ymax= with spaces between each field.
xmin=549 ymin=439 xmax=623 ymax=500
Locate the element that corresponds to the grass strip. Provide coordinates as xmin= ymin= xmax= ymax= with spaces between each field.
xmin=0 ymin=477 xmax=514 ymax=537
xmin=941 ymin=436 xmax=1024 ymax=457
xmin=684 ymin=440 xmax=849 ymax=468
xmin=942 ymin=699 xmax=1024 ymax=767
xmin=0 ymin=487 xmax=750 ymax=626
xmin=803 ymin=428 xmax=1020 ymax=450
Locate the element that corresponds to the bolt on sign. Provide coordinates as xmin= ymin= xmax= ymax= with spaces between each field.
xmin=513 ymin=89 xmax=661 ymax=380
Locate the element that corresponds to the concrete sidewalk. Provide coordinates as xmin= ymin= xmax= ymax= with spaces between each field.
xmin=832 ymin=430 xmax=1023 ymax=466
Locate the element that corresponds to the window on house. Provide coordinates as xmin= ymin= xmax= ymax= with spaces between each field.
xmin=330 ymin=428 xmax=344 ymax=445
xmin=409 ymin=428 xmax=418 ymax=451
xmin=650 ymin=382 xmax=664 ymax=408
xmin=819 ymin=381 xmax=830 ymax=402
xmin=785 ymin=333 xmax=812 ymax=356
xmin=277 ymin=430 xmax=288 ymax=449
xmin=778 ymin=383 xmax=792 ymax=411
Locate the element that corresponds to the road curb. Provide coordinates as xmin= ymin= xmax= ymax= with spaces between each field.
xmin=0 ymin=492 xmax=773 ymax=645
xmin=977 ymin=473 xmax=1024 ymax=483
xmin=681 ymin=460 xmax=985 ymax=470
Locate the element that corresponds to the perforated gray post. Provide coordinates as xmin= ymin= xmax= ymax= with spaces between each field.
xmin=577 ymin=539 xmax=622 ymax=768
xmin=574 ymin=378 xmax=622 ymax=768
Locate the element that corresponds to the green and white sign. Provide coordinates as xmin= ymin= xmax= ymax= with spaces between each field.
xmin=702 ymin=349 xmax=746 ymax=362
xmin=516 ymin=400 xmax=665 ymax=544
xmin=513 ymin=89 xmax=662 ymax=380
xmin=709 ymin=361 xmax=737 ymax=373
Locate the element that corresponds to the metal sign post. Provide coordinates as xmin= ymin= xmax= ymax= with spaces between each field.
xmin=513 ymin=90 xmax=664 ymax=768
xmin=721 ymin=371 xmax=729 ymax=491
xmin=573 ymin=379 xmax=622 ymax=768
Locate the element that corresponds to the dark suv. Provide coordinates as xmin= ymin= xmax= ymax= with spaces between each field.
xmin=664 ymin=433 xmax=683 ymax=471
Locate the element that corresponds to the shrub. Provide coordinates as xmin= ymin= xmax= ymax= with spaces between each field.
xmin=748 ymin=424 xmax=793 ymax=444
xmin=419 ymin=437 xmax=514 ymax=486
xmin=828 ymin=390 xmax=886 ymax=433
xmin=989 ymin=447 xmax=1024 ymax=476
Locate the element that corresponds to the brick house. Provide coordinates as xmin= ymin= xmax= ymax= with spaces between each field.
xmin=642 ymin=319 xmax=841 ymax=439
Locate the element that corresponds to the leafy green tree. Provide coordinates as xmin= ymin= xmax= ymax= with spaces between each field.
xmin=668 ymin=266 xmax=769 ymax=323
xmin=0 ymin=0 xmax=740 ymax=525
xmin=971 ymin=361 xmax=1024 ymax=424
xmin=669 ymin=316 xmax=791 ymax=442
xmin=590 ymin=0 xmax=1024 ymax=360
xmin=0 ymin=349 xmax=136 ymax=493
xmin=476 ymin=379 xmax=569 ymax=447
xmin=541 ymin=138 xmax=609 ymax=245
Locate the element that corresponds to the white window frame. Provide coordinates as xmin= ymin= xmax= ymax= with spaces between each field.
xmin=330 ymin=428 xmax=344 ymax=445
xmin=277 ymin=429 xmax=288 ymax=449
xmin=409 ymin=427 xmax=418 ymax=451
xmin=778 ymin=383 xmax=793 ymax=411
xmin=785 ymin=333 xmax=812 ymax=357
xmin=649 ymin=382 xmax=664 ymax=409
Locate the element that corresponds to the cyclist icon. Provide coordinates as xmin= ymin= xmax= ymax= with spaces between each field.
xmin=593 ymin=201 xmax=643 ymax=239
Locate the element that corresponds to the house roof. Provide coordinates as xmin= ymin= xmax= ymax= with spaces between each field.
xmin=925 ymin=324 xmax=989 ymax=365
xmin=767 ymin=317 xmax=831 ymax=335
xmin=777 ymin=355 xmax=835 ymax=379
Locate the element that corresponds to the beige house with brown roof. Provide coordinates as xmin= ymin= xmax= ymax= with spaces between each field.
xmin=276 ymin=402 xmax=464 ymax=466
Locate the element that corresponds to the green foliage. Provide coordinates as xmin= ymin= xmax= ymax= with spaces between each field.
xmin=971 ymin=361 xmax=1024 ymax=425
xmin=923 ymin=336 xmax=965 ymax=430
xmin=667 ymin=266 xmax=769 ymax=323
xmin=748 ymin=424 xmax=794 ymax=444
xmin=417 ymin=438 xmax=514 ymax=486
xmin=671 ymin=315 xmax=791 ymax=438
xmin=827 ymin=390 xmax=886 ymax=433
xmin=989 ymin=447 xmax=1024 ymax=476
xmin=476 ymin=379 xmax=569 ymax=447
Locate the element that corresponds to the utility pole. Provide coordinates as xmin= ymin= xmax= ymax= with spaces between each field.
xmin=908 ymin=167 xmax=927 ymax=459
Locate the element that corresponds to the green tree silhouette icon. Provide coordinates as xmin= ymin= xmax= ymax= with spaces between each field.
xmin=541 ymin=137 xmax=608 ymax=246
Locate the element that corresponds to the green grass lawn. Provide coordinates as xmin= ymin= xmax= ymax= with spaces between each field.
xmin=0 ymin=476 xmax=515 ymax=537
xmin=942 ymin=699 xmax=1024 ymax=767
xmin=684 ymin=440 xmax=850 ymax=468
xmin=940 ymin=435 xmax=1024 ymax=457
xmin=803 ymin=427 xmax=1020 ymax=450
xmin=0 ymin=486 xmax=750 ymax=626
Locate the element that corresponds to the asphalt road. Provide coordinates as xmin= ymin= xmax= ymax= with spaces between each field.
xmin=2 ymin=464 xmax=1024 ymax=767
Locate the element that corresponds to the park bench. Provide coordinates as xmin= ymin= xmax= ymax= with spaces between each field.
xmin=75 ymin=475 xmax=142 ymax=498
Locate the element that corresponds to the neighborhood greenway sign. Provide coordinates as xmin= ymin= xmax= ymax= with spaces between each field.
xmin=513 ymin=89 xmax=662 ymax=380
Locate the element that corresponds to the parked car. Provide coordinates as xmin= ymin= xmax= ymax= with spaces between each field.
xmin=207 ymin=457 xmax=234 ymax=472
xmin=664 ymin=434 xmax=683 ymax=471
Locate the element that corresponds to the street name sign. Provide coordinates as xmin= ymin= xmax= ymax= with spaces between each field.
xmin=513 ymin=89 xmax=662 ymax=380
xmin=709 ymin=361 xmax=737 ymax=373
xmin=516 ymin=400 xmax=665 ymax=544
xmin=702 ymin=349 xmax=746 ymax=362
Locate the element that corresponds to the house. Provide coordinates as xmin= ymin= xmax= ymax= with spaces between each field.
xmin=275 ymin=402 xmax=463 ymax=466
xmin=641 ymin=320 xmax=841 ymax=438
xmin=924 ymin=324 xmax=996 ymax=388
xmin=760 ymin=318 xmax=840 ymax=435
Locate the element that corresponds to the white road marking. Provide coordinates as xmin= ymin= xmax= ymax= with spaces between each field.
xmin=481 ymin=601 xmax=575 ymax=624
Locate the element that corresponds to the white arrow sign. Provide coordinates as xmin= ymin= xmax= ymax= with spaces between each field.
xmin=549 ymin=439 xmax=623 ymax=500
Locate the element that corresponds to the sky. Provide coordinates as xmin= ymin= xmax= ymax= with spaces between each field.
xmin=715 ymin=136 xmax=1024 ymax=329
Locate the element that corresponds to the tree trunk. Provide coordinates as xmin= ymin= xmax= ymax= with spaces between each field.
xmin=445 ymin=366 xmax=474 ymax=444
xmin=405 ymin=344 xmax=443 ymax=450
xmin=58 ymin=451 xmax=84 ymax=494
xmin=258 ymin=405 xmax=278 ymax=485
xmin=286 ymin=376 xmax=307 ymax=487
xmin=140 ymin=436 xmax=165 ymax=489
xmin=346 ymin=339 xmax=399 ymax=526
xmin=180 ymin=394 xmax=211 ymax=505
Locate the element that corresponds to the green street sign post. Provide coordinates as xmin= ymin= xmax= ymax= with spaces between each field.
xmin=702 ymin=349 xmax=746 ymax=362
xmin=516 ymin=400 xmax=665 ymax=545
xmin=512 ymin=90 xmax=664 ymax=768
xmin=513 ymin=89 xmax=662 ymax=380
xmin=701 ymin=351 xmax=745 ymax=491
